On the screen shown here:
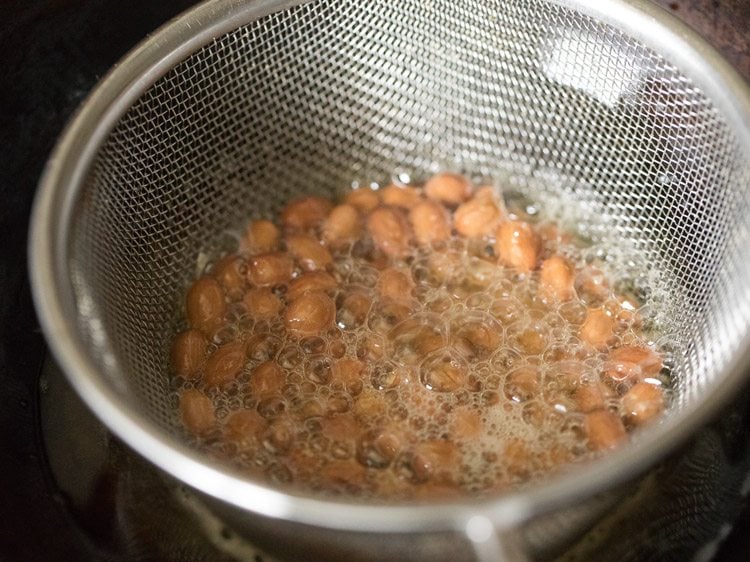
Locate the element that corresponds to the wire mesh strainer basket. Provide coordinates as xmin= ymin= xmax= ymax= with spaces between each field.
xmin=30 ymin=0 xmax=750 ymax=559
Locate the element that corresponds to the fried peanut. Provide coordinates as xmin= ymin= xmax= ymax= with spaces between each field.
xmin=584 ymin=410 xmax=626 ymax=450
xmin=454 ymin=188 xmax=503 ymax=237
xmin=580 ymin=308 xmax=615 ymax=349
xmin=495 ymin=220 xmax=540 ymax=273
xmin=223 ymin=409 xmax=266 ymax=448
xmin=539 ymin=256 xmax=575 ymax=301
xmin=243 ymin=287 xmax=283 ymax=319
xmin=381 ymin=184 xmax=422 ymax=209
xmin=287 ymin=271 xmax=338 ymax=301
xmin=247 ymin=252 xmax=294 ymax=286
xmin=366 ymin=206 xmax=412 ymax=258
xmin=249 ymin=361 xmax=286 ymax=397
xmin=285 ymin=233 xmax=333 ymax=271
xmin=186 ymin=276 xmax=226 ymax=335
xmin=331 ymin=358 xmax=365 ymax=396
xmin=170 ymin=329 xmax=207 ymax=379
xmin=204 ymin=340 xmax=246 ymax=387
xmin=212 ymin=254 xmax=246 ymax=300
xmin=283 ymin=291 xmax=335 ymax=336
xmin=451 ymin=408 xmax=483 ymax=439
xmin=281 ymin=196 xmax=333 ymax=231
xmin=322 ymin=203 xmax=361 ymax=246
xmin=344 ymin=187 xmax=380 ymax=213
xmin=180 ymin=389 xmax=215 ymax=435
xmin=244 ymin=219 xmax=280 ymax=255
xmin=409 ymin=200 xmax=451 ymax=246
xmin=424 ymin=172 xmax=473 ymax=205
xmin=376 ymin=268 xmax=414 ymax=303
xmin=622 ymin=382 xmax=664 ymax=425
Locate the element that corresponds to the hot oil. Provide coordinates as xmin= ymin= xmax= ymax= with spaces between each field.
xmin=170 ymin=178 xmax=674 ymax=501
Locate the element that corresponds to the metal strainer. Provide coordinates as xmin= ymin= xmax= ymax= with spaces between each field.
xmin=30 ymin=0 xmax=750 ymax=559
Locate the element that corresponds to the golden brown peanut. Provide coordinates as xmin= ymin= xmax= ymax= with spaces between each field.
xmin=409 ymin=200 xmax=451 ymax=246
xmin=376 ymin=268 xmax=414 ymax=303
xmin=287 ymin=271 xmax=338 ymax=301
xmin=539 ymin=256 xmax=575 ymax=301
xmin=353 ymin=391 xmax=388 ymax=423
xmin=424 ymin=172 xmax=473 ymax=206
xmin=366 ymin=206 xmax=412 ymax=258
xmin=249 ymin=361 xmax=286 ymax=397
xmin=420 ymin=354 xmax=466 ymax=392
xmin=320 ymin=413 xmax=361 ymax=442
xmin=180 ymin=389 xmax=216 ymax=435
xmin=575 ymin=266 xmax=610 ymax=304
xmin=283 ymin=291 xmax=335 ymax=336
xmin=281 ymin=196 xmax=333 ymax=231
xmin=204 ymin=341 xmax=246 ymax=387
xmin=454 ymin=189 xmax=503 ymax=237
xmin=453 ymin=321 xmax=502 ymax=360
xmin=495 ymin=220 xmax=540 ymax=273
xmin=573 ymin=384 xmax=605 ymax=413
xmin=584 ymin=410 xmax=626 ymax=450
xmin=285 ymin=233 xmax=333 ymax=271
xmin=344 ymin=187 xmax=380 ymax=213
xmin=170 ymin=329 xmax=207 ymax=379
xmin=321 ymin=459 xmax=367 ymax=488
xmin=414 ymin=440 xmax=460 ymax=480
xmin=244 ymin=219 xmax=280 ymax=255
xmin=223 ymin=409 xmax=266 ymax=447
xmin=580 ymin=308 xmax=615 ymax=349
xmin=243 ymin=287 xmax=283 ymax=319
xmin=607 ymin=346 xmax=663 ymax=377
xmin=504 ymin=366 xmax=540 ymax=403
xmin=212 ymin=255 xmax=246 ymax=301
xmin=357 ymin=428 xmax=402 ymax=468
xmin=622 ymin=382 xmax=664 ymax=425
xmin=322 ymin=204 xmax=361 ymax=246
xmin=247 ymin=252 xmax=294 ymax=287
xmin=381 ymin=184 xmax=422 ymax=209
xmin=186 ymin=276 xmax=226 ymax=335
xmin=338 ymin=290 xmax=372 ymax=329
xmin=451 ymin=408 xmax=483 ymax=439
xmin=331 ymin=358 xmax=365 ymax=396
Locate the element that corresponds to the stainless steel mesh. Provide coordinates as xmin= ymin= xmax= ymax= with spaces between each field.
xmin=70 ymin=0 xmax=749 ymax=461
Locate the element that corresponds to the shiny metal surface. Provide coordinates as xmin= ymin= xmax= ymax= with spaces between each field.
xmin=29 ymin=0 xmax=750 ymax=556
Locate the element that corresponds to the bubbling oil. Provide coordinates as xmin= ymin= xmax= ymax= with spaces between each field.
xmin=170 ymin=175 xmax=673 ymax=501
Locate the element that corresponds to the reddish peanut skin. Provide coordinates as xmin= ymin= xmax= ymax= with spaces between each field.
xmin=454 ymin=192 xmax=502 ymax=238
xmin=331 ymin=358 xmax=365 ymax=395
xmin=287 ymin=271 xmax=338 ymax=301
xmin=247 ymin=252 xmax=294 ymax=286
xmin=281 ymin=196 xmax=333 ymax=230
xmin=584 ymin=410 xmax=626 ymax=450
xmin=376 ymin=268 xmax=414 ymax=303
xmin=424 ymin=172 xmax=473 ymax=205
xmin=283 ymin=291 xmax=335 ymax=336
xmin=609 ymin=346 xmax=663 ymax=376
xmin=580 ymin=308 xmax=616 ymax=349
xmin=249 ymin=361 xmax=286 ymax=397
xmin=381 ymin=184 xmax=422 ymax=209
xmin=186 ymin=276 xmax=226 ymax=335
xmin=170 ymin=329 xmax=208 ymax=379
xmin=204 ymin=341 xmax=246 ymax=387
xmin=244 ymin=220 xmax=280 ymax=254
xmin=285 ymin=233 xmax=333 ymax=271
xmin=345 ymin=188 xmax=380 ymax=213
xmin=539 ymin=256 xmax=575 ymax=301
xmin=409 ymin=200 xmax=451 ymax=246
xmin=323 ymin=204 xmax=361 ymax=246
xmin=212 ymin=255 xmax=246 ymax=300
xmin=622 ymin=382 xmax=664 ymax=425
xmin=223 ymin=409 xmax=267 ymax=447
xmin=366 ymin=207 xmax=412 ymax=258
xmin=495 ymin=220 xmax=540 ymax=273
xmin=243 ymin=287 xmax=283 ymax=319
xmin=180 ymin=389 xmax=216 ymax=435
